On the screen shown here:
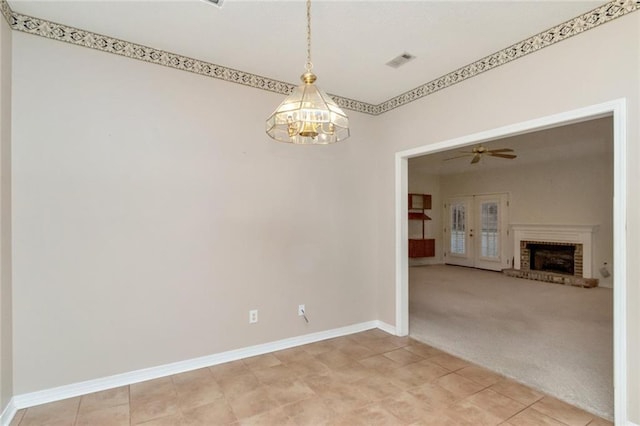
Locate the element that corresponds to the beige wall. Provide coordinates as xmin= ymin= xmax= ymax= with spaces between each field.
xmin=0 ymin=15 xmax=13 ymax=414
xmin=438 ymin=150 xmax=613 ymax=286
xmin=11 ymin=32 xmax=379 ymax=394
xmin=374 ymin=13 xmax=639 ymax=422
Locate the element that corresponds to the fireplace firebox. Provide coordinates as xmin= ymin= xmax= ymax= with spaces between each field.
xmin=528 ymin=243 xmax=575 ymax=275
xmin=520 ymin=240 xmax=582 ymax=277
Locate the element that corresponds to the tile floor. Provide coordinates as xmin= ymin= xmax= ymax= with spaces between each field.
xmin=10 ymin=330 xmax=612 ymax=425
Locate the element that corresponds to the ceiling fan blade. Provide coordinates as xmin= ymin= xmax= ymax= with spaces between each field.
xmin=487 ymin=148 xmax=514 ymax=153
xmin=488 ymin=153 xmax=517 ymax=159
xmin=470 ymin=154 xmax=481 ymax=164
xmin=444 ymin=154 xmax=473 ymax=161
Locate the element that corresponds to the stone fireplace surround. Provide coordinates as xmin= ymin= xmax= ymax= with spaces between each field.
xmin=504 ymin=224 xmax=599 ymax=288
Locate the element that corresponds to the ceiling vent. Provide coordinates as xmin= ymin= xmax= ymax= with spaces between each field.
xmin=203 ymin=0 xmax=224 ymax=7
xmin=386 ymin=52 xmax=416 ymax=69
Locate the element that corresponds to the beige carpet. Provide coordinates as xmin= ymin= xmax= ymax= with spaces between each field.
xmin=409 ymin=264 xmax=613 ymax=420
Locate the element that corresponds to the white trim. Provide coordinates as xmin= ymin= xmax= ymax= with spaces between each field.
xmin=12 ymin=321 xmax=385 ymax=411
xmin=375 ymin=320 xmax=398 ymax=336
xmin=628 ymin=422 xmax=639 ymax=426
xmin=395 ymin=99 xmax=628 ymax=424
xmin=611 ymin=99 xmax=627 ymax=425
xmin=395 ymin=155 xmax=409 ymax=336
xmin=0 ymin=398 xmax=17 ymax=426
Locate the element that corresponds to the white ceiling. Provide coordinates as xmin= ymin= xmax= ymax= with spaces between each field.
xmin=408 ymin=116 xmax=613 ymax=175
xmin=8 ymin=0 xmax=605 ymax=105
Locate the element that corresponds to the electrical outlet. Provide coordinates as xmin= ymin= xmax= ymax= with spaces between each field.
xmin=249 ymin=309 xmax=258 ymax=324
xmin=298 ymin=304 xmax=305 ymax=316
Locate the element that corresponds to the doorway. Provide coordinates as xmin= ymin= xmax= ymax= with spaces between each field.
xmin=445 ymin=193 xmax=509 ymax=271
xmin=394 ymin=99 xmax=628 ymax=422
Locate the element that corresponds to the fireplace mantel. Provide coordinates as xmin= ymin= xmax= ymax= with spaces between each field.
xmin=511 ymin=224 xmax=599 ymax=278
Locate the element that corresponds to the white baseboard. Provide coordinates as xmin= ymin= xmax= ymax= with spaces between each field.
xmin=5 ymin=319 xmax=635 ymax=426
xmin=376 ymin=320 xmax=398 ymax=336
xmin=0 ymin=398 xmax=17 ymax=426
xmin=11 ymin=320 xmax=394 ymax=412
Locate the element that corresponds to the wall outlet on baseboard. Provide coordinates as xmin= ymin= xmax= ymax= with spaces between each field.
xmin=249 ymin=309 xmax=258 ymax=324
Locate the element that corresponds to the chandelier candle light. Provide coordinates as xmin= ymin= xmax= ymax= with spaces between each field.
xmin=265 ymin=0 xmax=350 ymax=144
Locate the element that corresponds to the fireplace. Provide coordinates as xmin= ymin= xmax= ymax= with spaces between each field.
xmin=505 ymin=224 xmax=598 ymax=288
xmin=521 ymin=241 xmax=581 ymax=276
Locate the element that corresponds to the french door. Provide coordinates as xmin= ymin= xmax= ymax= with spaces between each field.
xmin=445 ymin=193 xmax=509 ymax=271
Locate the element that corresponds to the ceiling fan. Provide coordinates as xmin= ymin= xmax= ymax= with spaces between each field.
xmin=445 ymin=145 xmax=517 ymax=164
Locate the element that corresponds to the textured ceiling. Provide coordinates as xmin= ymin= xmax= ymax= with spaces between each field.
xmin=409 ymin=116 xmax=613 ymax=175
xmin=7 ymin=0 xmax=606 ymax=105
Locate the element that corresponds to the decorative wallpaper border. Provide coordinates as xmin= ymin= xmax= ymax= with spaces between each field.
xmin=376 ymin=0 xmax=640 ymax=114
xmin=0 ymin=0 xmax=10 ymax=24
xmin=1 ymin=0 xmax=639 ymax=116
xmin=0 ymin=0 xmax=377 ymax=115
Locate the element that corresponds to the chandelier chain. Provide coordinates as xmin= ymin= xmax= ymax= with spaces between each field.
xmin=305 ymin=0 xmax=313 ymax=71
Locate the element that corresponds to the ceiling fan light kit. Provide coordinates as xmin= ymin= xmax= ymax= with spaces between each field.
xmin=265 ymin=0 xmax=350 ymax=145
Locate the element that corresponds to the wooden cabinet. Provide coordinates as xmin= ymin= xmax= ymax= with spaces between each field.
xmin=409 ymin=193 xmax=435 ymax=258
xmin=409 ymin=238 xmax=435 ymax=258
xmin=409 ymin=193 xmax=432 ymax=210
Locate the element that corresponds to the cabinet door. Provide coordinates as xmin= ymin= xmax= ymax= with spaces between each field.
xmin=409 ymin=239 xmax=425 ymax=258
xmin=424 ymin=239 xmax=435 ymax=257
xmin=409 ymin=239 xmax=435 ymax=258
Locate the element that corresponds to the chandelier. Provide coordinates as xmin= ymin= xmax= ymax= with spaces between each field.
xmin=265 ymin=0 xmax=350 ymax=144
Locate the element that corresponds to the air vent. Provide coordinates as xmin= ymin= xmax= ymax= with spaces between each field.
xmin=386 ymin=52 xmax=416 ymax=69
xmin=203 ymin=0 xmax=224 ymax=7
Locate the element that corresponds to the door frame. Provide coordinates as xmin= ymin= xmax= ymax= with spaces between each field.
xmin=394 ymin=99 xmax=627 ymax=422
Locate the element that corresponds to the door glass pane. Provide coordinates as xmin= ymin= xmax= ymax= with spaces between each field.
xmin=480 ymin=201 xmax=499 ymax=258
xmin=450 ymin=203 xmax=466 ymax=254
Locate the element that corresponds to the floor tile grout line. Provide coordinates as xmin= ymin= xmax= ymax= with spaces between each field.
xmin=529 ymin=403 xmax=595 ymax=426
xmin=489 ymin=384 xmax=544 ymax=408
xmin=71 ymin=396 xmax=79 ymax=426
xmin=14 ymin=331 xmax=610 ymax=425
xmin=529 ymin=405 xmax=578 ymax=426
xmin=500 ymin=401 xmax=542 ymax=425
